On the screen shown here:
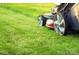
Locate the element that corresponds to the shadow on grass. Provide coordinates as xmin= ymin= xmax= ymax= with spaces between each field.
xmin=68 ymin=31 xmax=79 ymax=37
xmin=47 ymin=27 xmax=79 ymax=38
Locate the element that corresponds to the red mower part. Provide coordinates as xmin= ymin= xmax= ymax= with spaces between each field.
xmin=46 ymin=19 xmax=54 ymax=29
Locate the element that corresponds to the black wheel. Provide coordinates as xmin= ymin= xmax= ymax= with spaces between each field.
xmin=38 ymin=15 xmax=46 ymax=26
xmin=54 ymin=13 xmax=68 ymax=35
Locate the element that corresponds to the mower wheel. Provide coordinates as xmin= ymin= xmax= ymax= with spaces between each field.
xmin=38 ymin=15 xmax=46 ymax=26
xmin=54 ymin=13 xmax=68 ymax=35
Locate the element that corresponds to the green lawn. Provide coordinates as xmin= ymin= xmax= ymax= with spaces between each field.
xmin=0 ymin=3 xmax=79 ymax=55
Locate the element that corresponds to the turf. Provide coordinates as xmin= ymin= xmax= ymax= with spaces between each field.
xmin=0 ymin=3 xmax=79 ymax=55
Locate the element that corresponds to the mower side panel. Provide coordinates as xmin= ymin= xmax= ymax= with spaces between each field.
xmin=60 ymin=4 xmax=79 ymax=31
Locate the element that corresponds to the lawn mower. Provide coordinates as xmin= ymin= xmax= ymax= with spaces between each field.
xmin=38 ymin=3 xmax=79 ymax=35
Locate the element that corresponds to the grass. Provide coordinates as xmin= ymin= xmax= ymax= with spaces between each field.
xmin=0 ymin=3 xmax=79 ymax=55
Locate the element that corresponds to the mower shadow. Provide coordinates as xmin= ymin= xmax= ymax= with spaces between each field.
xmin=68 ymin=31 xmax=79 ymax=36
xmin=50 ymin=28 xmax=79 ymax=36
